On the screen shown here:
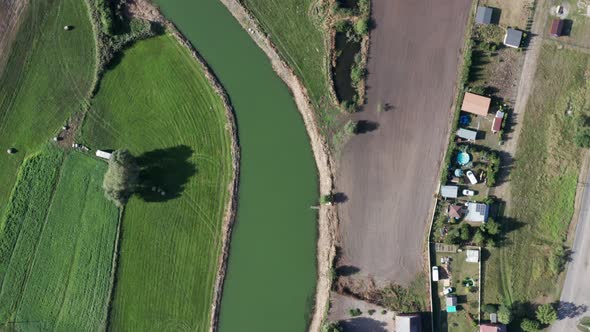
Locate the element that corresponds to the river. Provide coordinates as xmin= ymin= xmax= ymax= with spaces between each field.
xmin=153 ymin=0 xmax=319 ymax=331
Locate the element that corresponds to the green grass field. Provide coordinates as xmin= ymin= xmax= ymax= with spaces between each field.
xmin=484 ymin=44 xmax=588 ymax=306
xmin=241 ymin=0 xmax=330 ymax=108
xmin=0 ymin=147 xmax=119 ymax=330
xmin=82 ymin=34 xmax=233 ymax=331
xmin=0 ymin=0 xmax=95 ymax=211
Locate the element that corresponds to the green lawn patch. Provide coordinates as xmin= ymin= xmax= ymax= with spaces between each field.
xmin=82 ymin=34 xmax=233 ymax=331
xmin=0 ymin=0 xmax=96 ymax=211
xmin=487 ymin=44 xmax=589 ymax=305
xmin=0 ymin=147 xmax=119 ymax=330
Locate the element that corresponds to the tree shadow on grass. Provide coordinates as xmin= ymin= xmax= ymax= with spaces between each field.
xmin=135 ymin=145 xmax=196 ymax=202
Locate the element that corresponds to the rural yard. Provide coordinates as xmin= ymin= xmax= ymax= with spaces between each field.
xmin=335 ymin=0 xmax=471 ymax=287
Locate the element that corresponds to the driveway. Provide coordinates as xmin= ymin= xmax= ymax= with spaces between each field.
xmin=335 ymin=0 xmax=471 ymax=286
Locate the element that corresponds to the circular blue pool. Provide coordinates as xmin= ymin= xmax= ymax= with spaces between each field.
xmin=457 ymin=152 xmax=471 ymax=166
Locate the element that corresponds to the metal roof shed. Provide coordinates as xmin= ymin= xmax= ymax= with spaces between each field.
xmin=462 ymin=92 xmax=491 ymax=116
xmin=466 ymin=249 xmax=479 ymax=263
xmin=476 ymin=6 xmax=493 ymax=24
xmin=503 ymin=28 xmax=523 ymax=48
xmin=457 ymin=128 xmax=478 ymax=141
xmin=550 ymin=18 xmax=564 ymax=37
xmin=395 ymin=314 xmax=421 ymax=332
xmin=95 ymin=150 xmax=112 ymax=160
xmin=441 ymin=185 xmax=459 ymax=198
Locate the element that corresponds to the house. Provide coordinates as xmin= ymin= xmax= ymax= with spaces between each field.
xmin=475 ymin=6 xmax=493 ymax=24
xmin=480 ymin=323 xmax=507 ymax=332
xmin=465 ymin=202 xmax=489 ymax=223
xmin=395 ymin=314 xmax=421 ymax=332
xmin=492 ymin=110 xmax=504 ymax=133
xmin=441 ymin=185 xmax=459 ymax=199
xmin=95 ymin=150 xmax=112 ymax=160
xmin=466 ymin=249 xmax=479 ymax=263
xmin=446 ymin=295 xmax=457 ymax=312
xmin=550 ymin=18 xmax=564 ymax=37
xmin=448 ymin=204 xmax=464 ymax=219
xmin=462 ymin=92 xmax=491 ymax=116
xmin=503 ymin=28 xmax=523 ymax=48
xmin=457 ymin=128 xmax=478 ymax=141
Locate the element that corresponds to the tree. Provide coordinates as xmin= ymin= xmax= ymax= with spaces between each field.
xmin=444 ymin=229 xmax=460 ymax=244
xmin=483 ymin=218 xmax=500 ymax=235
xmin=575 ymin=127 xmax=590 ymax=148
xmin=320 ymin=194 xmax=334 ymax=205
xmin=483 ymin=303 xmax=498 ymax=314
xmin=473 ymin=229 xmax=486 ymax=246
xmin=459 ymin=223 xmax=471 ymax=241
xmin=354 ymin=18 xmax=369 ymax=35
xmin=344 ymin=120 xmax=358 ymax=135
xmin=497 ymin=305 xmax=512 ymax=324
xmin=536 ymin=304 xmax=557 ymax=325
xmin=322 ymin=321 xmax=343 ymax=332
xmin=521 ymin=318 xmax=540 ymax=332
xmin=103 ymin=149 xmax=139 ymax=207
xmin=549 ymin=246 xmax=566 ymax=276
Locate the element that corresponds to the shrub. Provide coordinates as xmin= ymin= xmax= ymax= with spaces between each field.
xmin=549 ymin=246 xmax=566 ymax=275
xmin=349 ymin=308 xmax=362 ymax=316
xmin=521 ymin=318 xmax=541 ymax=332
xmin=368 ymin=309 xmax=375 ymax=315
xmin=575 ymin=127 xmax=590 ymax=148
xmin=381 ymin=310 xmax=387 ymax=314
xmin=497 ymin=305 xmax=512 ymax=324
xmin=322 ymin=321 xmax=343 ymax=332
xmin=473 ymin=230 xmax=486 ymax=246
xmin=536 ymin=304 xmax=557 ymax=325
xmin=484 ymin=304 xmax=498 ymax=313
xmin=459 ymin=223 xmax=471 ymax=242
xmin=334 ymin=20 xmax=348 ymax=32
xmin=320 ymin=194 xmax=333 ymax=205
xmin=103 ymin=150 xmax=139 ymax=207
xmin=350 ymin=53 xmax=366 ymax=87
xmin=344 ymin=120 xmax=358 ymax=135
xmin=357 ymin=0 xmax=370 ymax=15
xmin=354 ymin=18 xmax=369 ymax=36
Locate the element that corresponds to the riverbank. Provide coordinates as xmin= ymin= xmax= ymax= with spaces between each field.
xmin=214 ymin=1 xmax=338 ymax=330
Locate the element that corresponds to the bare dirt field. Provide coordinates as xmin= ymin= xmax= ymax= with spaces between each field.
xmin=0 ymin=0 xmax=26 ymax=75
xmin=335 ymin=0 xmax=471 ymax=290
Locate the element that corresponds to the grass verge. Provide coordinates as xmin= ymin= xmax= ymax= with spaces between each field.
xmin=82 ymin=34 xmax=233 ymax=331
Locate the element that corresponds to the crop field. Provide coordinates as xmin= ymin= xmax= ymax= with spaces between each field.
xmin=241 ymin=0 xmax=330 ymax=108
xmin=82 ymin=34 xmax=233 ymax=331
xmin=0 ymin=147 xmax=119 ymax=330
xmin=484 ymin=44 xmax=588 ymax=305
xmin=0 ymin=0 xmax=95 ymax=211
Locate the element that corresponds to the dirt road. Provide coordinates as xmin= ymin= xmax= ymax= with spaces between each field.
xmin=335 ymin=0 xmax=471 ymax=286
xmin=551 ymin=164 xmax=590 ymax=331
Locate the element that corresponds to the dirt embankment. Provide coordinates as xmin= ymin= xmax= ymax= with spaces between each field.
xmin=211 ymin=1 xmax=339 ymax=331
xmin=0 ymin=0 xmax=27 ymax=76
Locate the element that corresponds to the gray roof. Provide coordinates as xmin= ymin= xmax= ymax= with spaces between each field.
xmin=446 ymin=295 xmax=457 ymax=306
xmin=476 ymin=6 xmax=493 ymax=24
xmin=441 ymin=185 xmax=459 ymax=198
xmin=395 ymin=314 xmax=421 ymax=332
xmin=465 ymin=202 xmax=489 ymax=222
xmin=457 ymin=128 xmax=478 ymax=141
xmin=504 ymin=28 xmax=523 ymax=48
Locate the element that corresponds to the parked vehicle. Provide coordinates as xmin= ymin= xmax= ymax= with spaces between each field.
xmin=462 ymin=189 xmax=475 ymax=196
xmin=432 ymin=266 xmax=439 ymax=282
xmin=443 ymin=287 xmax=455 ymax=295
xmin=466 ymin=170 xmax=478 ymax=185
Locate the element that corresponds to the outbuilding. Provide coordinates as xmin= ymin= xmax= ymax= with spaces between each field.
xmin=446 ymin=295 xmax=457 ymax=312
xmin=466 ymin=249 xmax=480 ymax=263
xmin=480 ymin=323 xmax=507 ymax=332
xmin=550 ymin=18 xmax=564 ymax=37
xmin=492 ymin=110 xmax=505 ymax=133
xmin=441 ymin=185 xmax=459 ymax=199
xmin=448 ymin=204 xmax=464 ymax=219
xmin=503 ymin=28 xmax=523 ymax=48
xmin=475 ymin=6 xmax=493 ymax=24
xmin=457 ymin=128 xmax=478 ymax=141
xmin=95 ymin=150 xmax=112 ymax=160
xmin=395 ymin=314 xmax=422 ymax=332
xmin=462 ymin=92 xmax=491 ymax=116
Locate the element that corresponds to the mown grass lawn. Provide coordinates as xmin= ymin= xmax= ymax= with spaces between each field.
xmin=0 ymin=0 xmax=95 ymax=211
xmin=485 ymin=44 xmax=588 ymax=306
xmin=241 ymin=0 xmax=330 ymax=108
xmin=82 ymin=34 xmax=233 ymax=331
xmin=0 ymin=147 xmax=119 ymax=331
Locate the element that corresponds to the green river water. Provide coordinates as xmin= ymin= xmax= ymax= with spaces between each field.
xmin=154 ymin=0 xmax=319 ymax=331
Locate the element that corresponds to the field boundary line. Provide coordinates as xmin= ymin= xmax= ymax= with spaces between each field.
xmin=102 ymin=207 xmax=124 ymax=332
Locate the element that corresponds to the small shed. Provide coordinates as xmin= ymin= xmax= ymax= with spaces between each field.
xmin=476 ymin=6 xmax=493 ymax=24
xmin=457 ymin=128 xmax=478 ymax=141
xmin=462 ymin=92 xmax=491 ymax=116
xmin=441 ymin=185 xmax=459 ymax=199
xmin=503 ymin=28 xmax=523 ymax=48
xmin=465 ymin=202 xmax=489 ymax=223
xmin=446 ymin=295 xmax=457 ymax=312
xmin=95 ymin=150 xmax=112 ymax=160
xmin=550 ymin=18 xmax=564 ymax=37
xmin=492 ymin=110 xmax=504 ymax=133
xmin=395 ymin=314 xmax=421 ymax=332
xmin=481 ymin=323 xmax=507 ymax=332
xmin=466 ymin=249 xmax=479 ymax=263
